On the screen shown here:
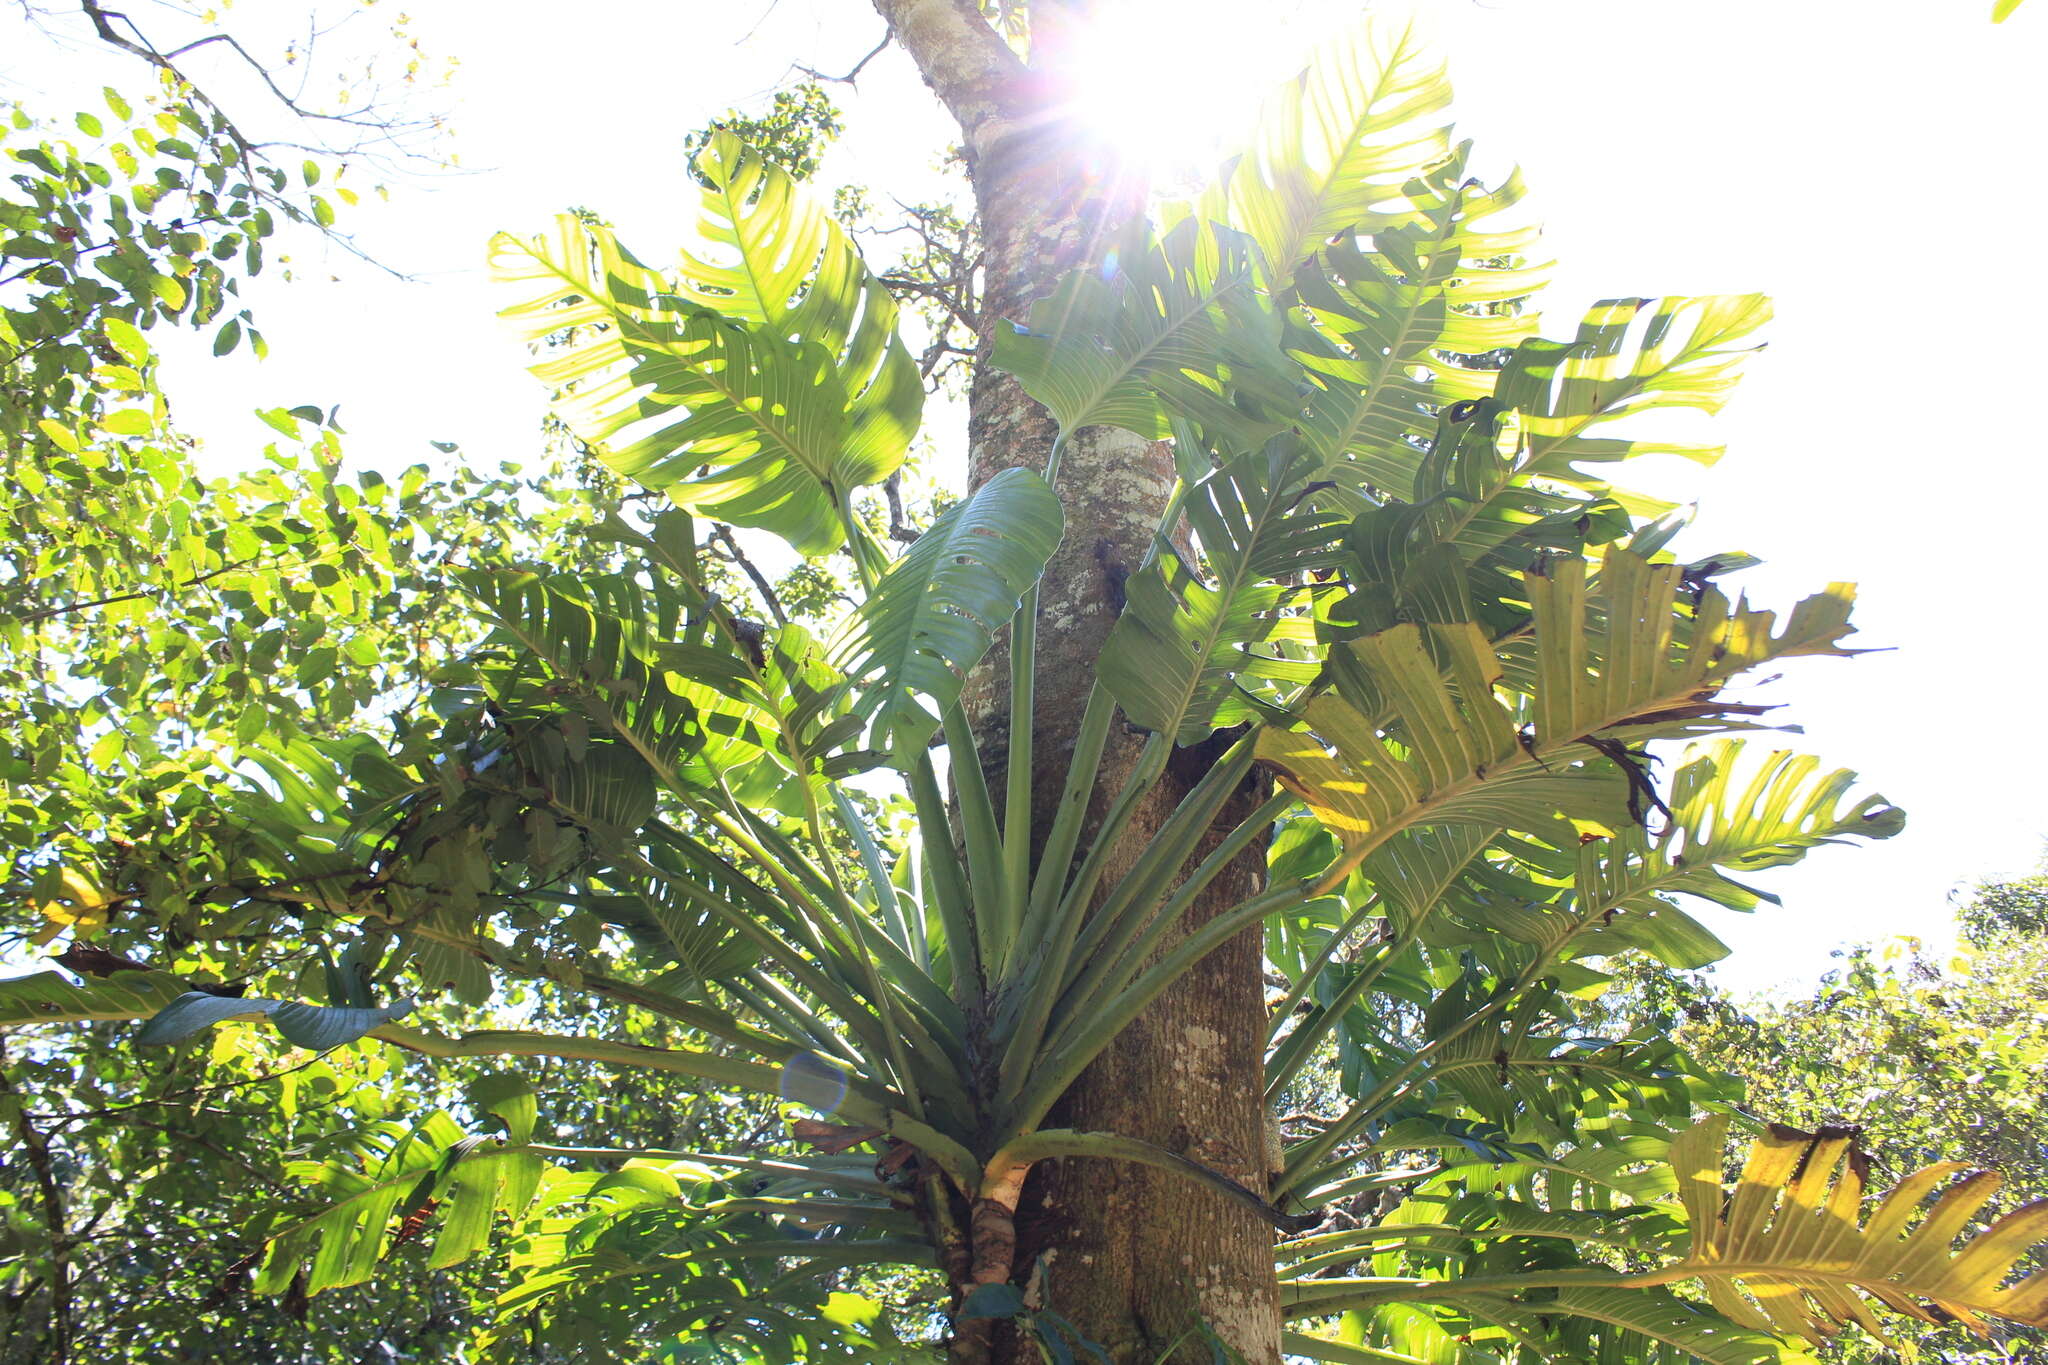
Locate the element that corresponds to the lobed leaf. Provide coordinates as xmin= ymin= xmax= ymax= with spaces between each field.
xmin=1657 ymin=1115 xmax=2048 ymax=1341
xmin=1203 ymin=18 xmax=1456 ymax=281
xmin=1102 ymin=436 xmax=1340 ymax=744
xmin=491 ymin=140 xmax=919 ymax=557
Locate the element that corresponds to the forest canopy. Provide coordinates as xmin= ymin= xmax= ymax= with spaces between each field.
xmin=2 ymin=3 xmax=2043 ymax=1363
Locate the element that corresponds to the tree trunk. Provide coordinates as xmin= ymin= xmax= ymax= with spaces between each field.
xmin=1003 ymin=756 xmax=1277 ymax=1365
xmin=872 ymin=4 xmax=1281 ymax=1360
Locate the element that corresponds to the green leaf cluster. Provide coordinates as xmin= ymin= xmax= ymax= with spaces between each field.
xmin=2 ymin=16 xmax=2031 ymax=1365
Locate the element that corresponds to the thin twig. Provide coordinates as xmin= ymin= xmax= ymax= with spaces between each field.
xmin=26 ymin=1047 xmax=338 ymax=1127
xmin=0 ymin=214 xmax=230 ymax=290
xmin=709 ymin=522 xmax=789 ymax=627
xmin=12 ymin=555 xmax=265 ymax=624
xmin=80 ymin=2 xmax=422 ymax=136
xmin=72 ymin=0 xmax=434 ymax=275
xmin=796 ymin=31 xmax=890 ymax=86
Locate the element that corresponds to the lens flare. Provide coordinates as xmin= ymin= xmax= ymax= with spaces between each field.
xmin=778 ymin=1050 xmax=851 ymax=1114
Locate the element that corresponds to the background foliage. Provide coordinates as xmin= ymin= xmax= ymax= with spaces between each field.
xmin=3 ymin=8 xmax=2042 ymax=1365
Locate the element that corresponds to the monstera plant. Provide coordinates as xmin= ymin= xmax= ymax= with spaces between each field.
xmin=9 ymin=13 xmax=2045 ymax=1365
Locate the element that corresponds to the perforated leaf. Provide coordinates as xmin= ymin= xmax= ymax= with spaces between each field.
xmin=991 ymin=217 xmax=1292 ymax=450
xmin=1101 ymin=437 xmax=1340 ymax=744
xmin=1292 ymin=151 xmax=1545 ymax=492
xmin=1257 ymin=620 xmax=1627 ymax=856
xmin=1499 ymin=293 xmax=1772 ymax=503
xmin=1525 ymin=549 xmax=1860 ymax=750
xmin=255 ymin=1113 xmax=549 ymax=1295
xmin=675 ymin=133 xmax=921 ymax=483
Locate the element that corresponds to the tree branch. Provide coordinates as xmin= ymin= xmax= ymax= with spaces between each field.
xmin=882 ymin=472 xmax=920 ymax=544
xmin=1 ymin=1058 xmax=73 ymax=1363
xmin=148 ymin=30 xmax=393 ymax=130
xmin=11 ymin=555 xmax=265 ymax=624
xmin=78 ymin=1 xmax=428 ymax=140
xmin=797 ymin=30 xmax=892 ymax=86
xmin=25 ymin=1045 xmax=336 ymax=1129
xmin=65 ymin=0 xmax=439 ymax=275
xmin=709 ymin=523 xmax=789 ymax=627
xmin=879 ymin=271 xmax=980 ymax=333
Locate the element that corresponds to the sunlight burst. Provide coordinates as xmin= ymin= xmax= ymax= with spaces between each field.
xmin=1062 ymin=0 xmax=1308 ymax=188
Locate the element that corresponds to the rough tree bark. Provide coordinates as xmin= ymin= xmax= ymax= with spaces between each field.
xmin=871 ymin=3 xmax=1281 ymax=1360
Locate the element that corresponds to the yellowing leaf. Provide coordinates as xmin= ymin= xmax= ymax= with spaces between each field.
xmin=36 ymin=419 xmax=81 ymax=453
xmin=150 ymin=273 xmax=186 ymax=310
xmin=33 ymin=866 xmax=116 ymax=944
xmin=104 ymin=317 xmax=149 ymax=366
xmin=821 ymin=1291 xmax=883 ymax=1329
xmin=100 ymin=409 xmax=154 ymax=437
xmin=1645 ymin=1115 xmax=2048 ymax=1341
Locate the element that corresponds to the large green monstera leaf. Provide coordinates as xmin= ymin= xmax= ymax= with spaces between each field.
xmin=491 ymin=134 xmax=920 ymax=556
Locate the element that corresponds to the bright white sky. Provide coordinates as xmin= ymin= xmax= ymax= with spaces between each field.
xmin=5 ymin=0 xmax=2044 ymax=994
